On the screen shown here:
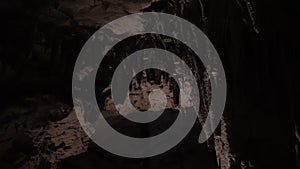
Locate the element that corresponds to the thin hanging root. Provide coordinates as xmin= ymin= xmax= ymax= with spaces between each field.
xmin=243 ymin=0 xmax=259 ymax=33
xmin=236 ymin=0 xmax=260 ymax=34
xmin=197 ymin=0 xmax=205 ymax=19
xmin=197 ymin=0 xmax=207 ymax=30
